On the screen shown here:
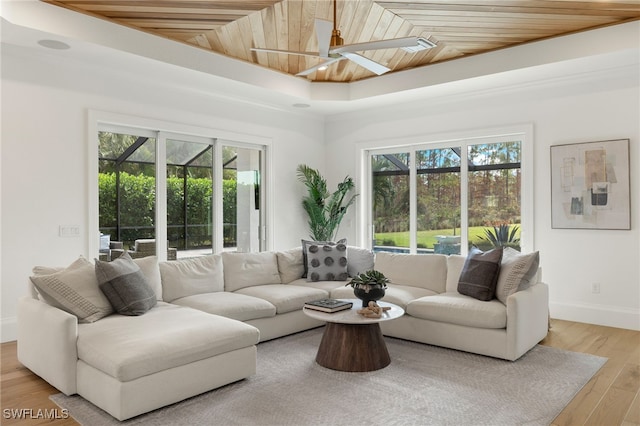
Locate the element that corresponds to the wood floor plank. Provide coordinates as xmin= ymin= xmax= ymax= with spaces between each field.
xmin=585 ymin=387 xmax=637 ymax=426
xmin=2 ymin=318 xmax=639 ymax=426
xmin=624 ymin=392 xmax=640 ymax=424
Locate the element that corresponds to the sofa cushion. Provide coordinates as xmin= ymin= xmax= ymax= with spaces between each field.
xmin=347 ymin=246 xmax=375 ymax=277
xmin=457 ymin=247 xmax=503 ymax=301
xmin=306 ymin=242 xmax=348 ymax=282
xmin=235 ymin=284 xmax=327 ymax=314
xmin=94 ymin=252 xmax=157 ymax=316
xmin=159 ymin=254 xmax=224 ymax=302
xmin=330 ymin=284 xmax=436 ymax=310
xmin=301 ymin=239 xmax=346 ymax=278
xmin=172 ymin=292 xmax=276 ymax=321
xmin=77 ymin=302 xmax=259 ymax=382
xmin=30 ymin=256 xmax=113 ymax=323
xmin=374 ymin=252 xmax=447 ymax=293
xmin=496 ymin=248 xmax=540 ymax=304
xmin=288 ymin=278 xmax=343 ymax=293
xmin=407 ymin=293 xmax=507 ymax=329
xmin=223 ymin=252 xmax=281 ymax=292
xmin=276 ymin=248 xmax=304 ymax=284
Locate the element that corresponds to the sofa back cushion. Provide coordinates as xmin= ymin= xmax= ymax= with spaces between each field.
xmin=374 ymin=252 xmax=447 ymax=293
xmin=223 ymin=252 xmax=281 ymax=292
xmin=159 ymin=254 xmax=223 ymax=302
xmin=276 ymin=248 xmax=305 ymax=284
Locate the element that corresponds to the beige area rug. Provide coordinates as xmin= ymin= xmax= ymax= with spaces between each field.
xmin=51 ymin=327 xmax=606 ymax=426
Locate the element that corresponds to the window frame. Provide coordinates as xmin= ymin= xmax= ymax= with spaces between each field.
xmin=356 ymin=124 xmax=534 ymax=254
xmin=88 ymin=110 xmax=273 ymax=260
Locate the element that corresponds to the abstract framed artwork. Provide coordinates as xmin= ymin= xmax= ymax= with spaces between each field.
xmin=551 ymin=139 xmax=630 ymax=230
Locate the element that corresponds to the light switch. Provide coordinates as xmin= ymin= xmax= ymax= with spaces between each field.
xmin=59 ymin=225 xmax=80 ymax=237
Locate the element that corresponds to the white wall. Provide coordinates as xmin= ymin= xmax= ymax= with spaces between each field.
xmin=324 ymin=53 xmax=640 ymax=331
xmin=0 ymin=45 xmax=325 ymax=341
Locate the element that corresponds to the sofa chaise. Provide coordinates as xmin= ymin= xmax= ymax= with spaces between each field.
xmin=18 ymin=245 xmax=548 ymax=420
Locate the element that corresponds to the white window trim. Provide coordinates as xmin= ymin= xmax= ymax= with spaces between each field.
xmin=88 ymin=109 xmax=273 ymax=259
xmin=355 ymin=124 xmax=534 ymax=254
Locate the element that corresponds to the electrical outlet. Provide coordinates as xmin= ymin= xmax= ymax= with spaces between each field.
xmin=591 ymin=283 xmax=601 ymax=294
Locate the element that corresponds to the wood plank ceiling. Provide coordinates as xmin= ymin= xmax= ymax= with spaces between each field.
xmin=42 ymin=1 xmax=640 ymax=83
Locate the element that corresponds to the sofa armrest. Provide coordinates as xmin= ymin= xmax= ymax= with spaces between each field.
xmin=17 ymin=296 xmax=78 ymax=395
xmin=505 ymin=282 xmax=549 ymax=360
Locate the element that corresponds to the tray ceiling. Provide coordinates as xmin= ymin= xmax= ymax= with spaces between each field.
xmin=42 ymin=0 xmax=640 ymax=83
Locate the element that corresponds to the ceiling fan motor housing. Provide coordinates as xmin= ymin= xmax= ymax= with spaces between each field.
xmin=331 ymin=29 xmax=344 ymax=47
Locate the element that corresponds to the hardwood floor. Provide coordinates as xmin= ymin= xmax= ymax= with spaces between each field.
xmin=1 ymin=319 xmax=638 ymax=425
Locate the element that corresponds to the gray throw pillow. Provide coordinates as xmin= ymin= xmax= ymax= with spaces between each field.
xmin=301 ymin=238 xmax=346 ymax=278
xmin=95 ymin=252 xmax=157 ymax=316
xmin=457 ymin=247 xmax=503 ymax=301
xmin=495 ymin=248 xmax=540 ymax=304
xmin=306 ymin=242 xmax=349 ymax=282
xmin=30 ymin=256 xmax=114 ymax=323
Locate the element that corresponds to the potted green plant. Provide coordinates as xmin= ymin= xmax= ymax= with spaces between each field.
xmin=346 ymin=270 xmax=390 ymax=307
xmin=296 ymin=164 xmax=358 ymax=242
xmin=478 ymin=224 xmax=520 ymax=249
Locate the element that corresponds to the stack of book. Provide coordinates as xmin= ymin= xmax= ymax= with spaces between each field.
xmin=304 ymin=298 xmax=353 ymax=313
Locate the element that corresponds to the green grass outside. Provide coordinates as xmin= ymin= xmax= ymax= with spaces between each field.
xmin=375 ymin=226 xmax=521 ymax=248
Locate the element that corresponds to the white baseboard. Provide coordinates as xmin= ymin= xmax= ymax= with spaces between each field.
xmin=1 ymin=316 xmax=17 ymax=343
xmin=550 ymin=301 xmax=640 ymax=331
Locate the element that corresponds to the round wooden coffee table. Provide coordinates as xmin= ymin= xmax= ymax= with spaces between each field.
xmin=303 ymin=299 xmax=404 ymax=372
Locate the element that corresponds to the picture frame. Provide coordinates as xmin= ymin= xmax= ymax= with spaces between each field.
xmin=550 ymin=139 xmax=630 ymax=230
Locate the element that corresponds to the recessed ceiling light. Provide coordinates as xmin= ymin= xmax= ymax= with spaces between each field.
xmin=293 ymin=103 xmax=311 ymax=108
xmin=37 ymin=39 xmax=71 ymax=50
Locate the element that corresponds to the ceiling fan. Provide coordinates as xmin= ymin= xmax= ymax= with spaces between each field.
xmin=250 ymin=0 xmax=436 ymax=77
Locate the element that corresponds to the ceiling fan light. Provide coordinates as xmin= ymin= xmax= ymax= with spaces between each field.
xmin=403 ymin=38 xmax=437 ymax=53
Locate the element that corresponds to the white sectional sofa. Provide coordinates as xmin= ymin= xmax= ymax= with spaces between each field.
xmin=18 ymin=246 xmax=548 ymax=421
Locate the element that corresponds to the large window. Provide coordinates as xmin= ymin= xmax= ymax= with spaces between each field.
xmin=366 ymin=132 xmax=531 ymax=255
xmin=93 ymin=118 xmax=269 ymax=261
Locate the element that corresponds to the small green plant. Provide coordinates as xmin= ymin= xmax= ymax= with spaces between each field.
xmin=346 ymin=270 xmax=390 ymax=292
xmin=479 ymin=224 xmax=520 ymax=247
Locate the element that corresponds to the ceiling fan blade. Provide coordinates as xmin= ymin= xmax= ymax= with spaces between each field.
xmin=340 ymin=52 xmax=390 ymax=75
xmin=250 ymin=47 xmax=321 ymax=58
xmin=296 ymin=57 xmax=344 ymax=76
xmin=315 ymin=19 xmax=333 ymax=58
xmin=331 ymin=37 xmax=435 ymax=54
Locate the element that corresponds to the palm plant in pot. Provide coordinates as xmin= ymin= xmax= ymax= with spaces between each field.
xmin=346 ymin=270 xmax=390 ymax=307
xmin=296 ymin=164 xmax=358 ymax=242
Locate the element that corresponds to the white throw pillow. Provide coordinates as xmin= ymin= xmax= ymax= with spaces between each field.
xmin=223 ymin=252 xmax=281 ymax=292
xmin=495 ymin=248 xmax=540 ymax=304
xmin=276 ymin=248 xmax=304 ymax=284
xmin=30 ymin=256 xmax=113 ymax=323
xmin=159 ymin=254 xmax=224 ymax=302
xmin=346 ymin=246 xmax=375 ymax=277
